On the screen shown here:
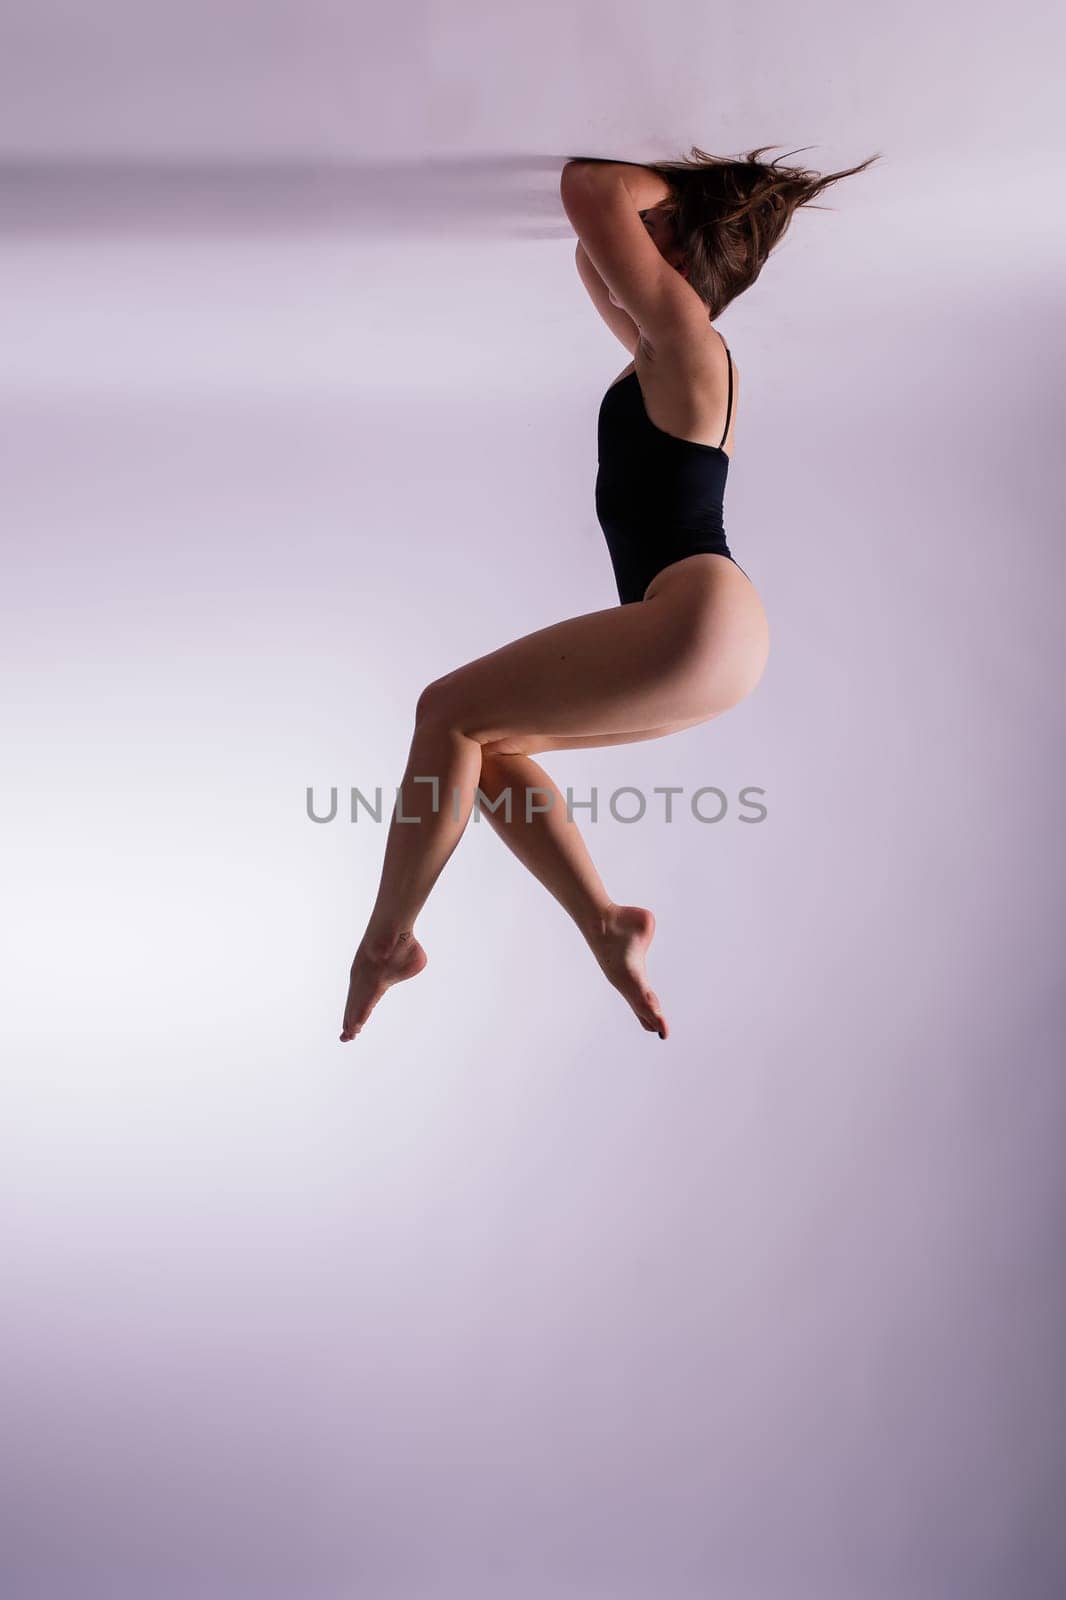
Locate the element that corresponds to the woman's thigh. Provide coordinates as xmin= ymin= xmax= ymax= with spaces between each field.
xmin=422 ymin=554 xmax=769 ymax=750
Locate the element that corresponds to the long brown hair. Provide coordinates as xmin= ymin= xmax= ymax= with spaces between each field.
xmin=646 ymin=144 xmax=882 ymax=319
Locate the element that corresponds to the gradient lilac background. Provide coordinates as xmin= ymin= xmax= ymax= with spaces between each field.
xmin=3 ymin=3 xmax=1065 ymax=1597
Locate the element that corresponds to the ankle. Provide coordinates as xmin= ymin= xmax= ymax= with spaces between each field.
xmin=359 ymin=926 xmax=416 ymax=963
xmin=580 ymin=901 xmax=618 ymax=942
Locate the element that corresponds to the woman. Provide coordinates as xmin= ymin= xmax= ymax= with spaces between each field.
xmin=340 ymin=144 xmax=879 ymax=1044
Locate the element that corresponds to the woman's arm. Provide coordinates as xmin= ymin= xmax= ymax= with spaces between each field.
xmin=562 ymin=159 xmax=675 ymax=213
xmin=574 ymin=241 xmax=640 ymax=354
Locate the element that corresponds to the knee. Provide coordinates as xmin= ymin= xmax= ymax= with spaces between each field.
xmin=415 ymin=672 xmax=475 ymax=733
xmin=415 ymin=676 xmax=453 ymax=725
xmin=479 ymin=736 xmax=528 ymax=758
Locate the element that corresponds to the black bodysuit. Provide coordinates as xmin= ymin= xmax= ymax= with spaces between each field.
xmin=595 ymin=332 xmax=748 ymax=605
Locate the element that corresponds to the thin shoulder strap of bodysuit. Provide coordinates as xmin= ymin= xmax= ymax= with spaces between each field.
xmin=718 ymin=335 xmax=733 ymax=450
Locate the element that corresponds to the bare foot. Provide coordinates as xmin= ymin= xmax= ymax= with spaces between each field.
xmin=586 ymin=903 xmax=669 ymax=1039
xmin=340 ymin=931 xmax=428 ymax=1041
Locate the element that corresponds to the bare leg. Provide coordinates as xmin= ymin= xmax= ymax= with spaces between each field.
xmin=476 ymin=750 xmax=668 ymax=1036
xmin=476 ymin=751 xmax=613 ymax=936
xmin=339 ymin=722 xmax=672 ymax=1041
xmin=339 ymin=554 xmax=768 ymax=1042
xmin=339 ymin=720 xmax=482 ymax=1042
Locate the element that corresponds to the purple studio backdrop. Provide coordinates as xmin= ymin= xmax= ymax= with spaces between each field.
xmin=2 ymin=2 xmax=1064 ymax=1598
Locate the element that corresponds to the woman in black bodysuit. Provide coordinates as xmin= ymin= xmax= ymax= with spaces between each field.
xmin=340 ymin=144 xmax=879 ymax=1043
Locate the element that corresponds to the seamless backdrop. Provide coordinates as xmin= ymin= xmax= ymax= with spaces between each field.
xmin=2 ymin=3 xmax=1064 ymax=1598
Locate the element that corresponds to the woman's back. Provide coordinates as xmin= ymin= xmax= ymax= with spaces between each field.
xmin=595 ymin=325 xmax=742 ymax=605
